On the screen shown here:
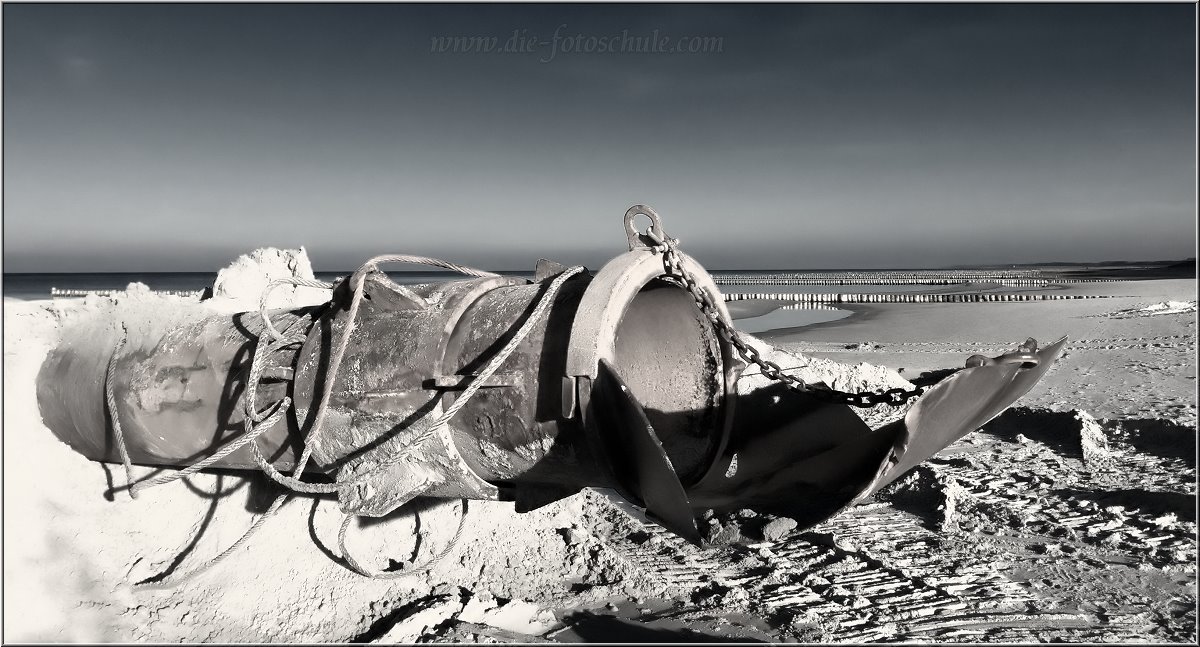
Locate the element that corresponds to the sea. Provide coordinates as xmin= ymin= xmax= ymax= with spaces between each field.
xmin=0 ymin=271 xmax=520 ymax=299
xmin=1 ymin=269 xmax=1044 ymax=336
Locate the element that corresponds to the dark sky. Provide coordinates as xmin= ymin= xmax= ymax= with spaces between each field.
xmin=3 ymin=2 xmax=1195 ymax=272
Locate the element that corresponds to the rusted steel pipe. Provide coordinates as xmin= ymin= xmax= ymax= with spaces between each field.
xmin=36 ymin=228 xmax=742 ymax=540
xmin=37 ymin=308 xmax=314 ymax=471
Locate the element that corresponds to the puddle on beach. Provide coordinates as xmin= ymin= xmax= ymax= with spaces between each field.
xmin=730 ymin=299 xmax=853 ymax=335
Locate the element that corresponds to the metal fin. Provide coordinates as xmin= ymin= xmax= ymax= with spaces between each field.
xmin=686 ymin=383 xmax=897 ymax=527
xmin=591 ymin=359 xmax=701 ymax=544
xmin=338 ymin=471 xmax=440 ymax=518
xmin=868 ymin=335 xmax=1069 ymax=494
xmin=533 ymin=258 xmax=570 ymax=281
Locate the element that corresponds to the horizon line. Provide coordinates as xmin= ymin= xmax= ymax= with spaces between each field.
xmin=3 ymin=258 xmax=1194 ymax=276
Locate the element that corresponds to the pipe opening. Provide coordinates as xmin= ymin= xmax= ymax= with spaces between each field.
xmin=610 ymin=279 xmax=725 ymax=484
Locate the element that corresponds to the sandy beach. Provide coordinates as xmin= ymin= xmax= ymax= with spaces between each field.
xmin=5 ymin=0 xmax=1194 ymax=641
xmin=765 ymin=278 xmax=1197 ymax=424
xmin=2 ymin=274 xmax=1195 ymax=642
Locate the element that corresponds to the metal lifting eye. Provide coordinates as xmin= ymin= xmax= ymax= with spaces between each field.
xmin=624 ymin=204 xmax=666 ymax=250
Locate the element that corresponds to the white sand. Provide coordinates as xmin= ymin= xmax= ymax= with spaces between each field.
xmin=768 ymin=278 xmax=1196 ymax=424
xmin=3 ymin=270 xmax=1195 ymax=642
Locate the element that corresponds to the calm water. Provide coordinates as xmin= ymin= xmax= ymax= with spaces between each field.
xmin=734 ymin=305 xmax=853 ymax=334
xmin=3 ymin=270 xmax=1041 ymax=298
xmin=0 ymin=271 xmax=533 ymax=300
xmin=3 ymin=270 xmax=1015 ymax=334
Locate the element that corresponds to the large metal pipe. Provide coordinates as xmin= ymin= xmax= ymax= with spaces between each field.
xmin=36 ymin=213 xmax=742 ymax=540
xmin=36 ymin=206 xmax=1066 ymax=545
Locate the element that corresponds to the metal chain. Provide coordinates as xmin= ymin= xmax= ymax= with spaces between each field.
xmin=645 ymin=229 xmax=956 ymax=408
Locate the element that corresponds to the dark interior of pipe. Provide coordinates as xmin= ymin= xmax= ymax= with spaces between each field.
xmin=610 ymin=279 xmax=725 ymax=484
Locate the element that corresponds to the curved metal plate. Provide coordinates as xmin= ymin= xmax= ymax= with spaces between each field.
xmin=868 ymin=335 xmax=1069 ymax=494
xmin=564 ymin=247 xmax=738 ymax=490
xmin=685 ymin=383 xmax=883 ymax=513
xmin=591 ymin=359 xmax=701 ymax=544
xmin=565 ymin=248 xmax=733 ymax=381
xmin=685 ymin=336 xmax=1069 ymax=530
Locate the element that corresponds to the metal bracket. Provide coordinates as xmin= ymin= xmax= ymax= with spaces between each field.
xmin=350 ymin=271 xmax=428 ymax=311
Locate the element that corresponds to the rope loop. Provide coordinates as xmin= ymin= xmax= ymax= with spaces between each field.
xmin=106 ymin=324 xmax=137 ymax=500
xmin=126 ymin=253 xmax=563 ymax=587
xmin=338 ymin=499 xmax=469 ymax=579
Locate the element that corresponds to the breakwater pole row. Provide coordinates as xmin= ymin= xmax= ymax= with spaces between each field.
xmin=50 ymin=288 xmax=205 ymax=298
xmin=713 ymin=277 xmax=1116 ymax=286
xmin=724 ymin=292 xmax=1113 ymax=304
xmin=777 ymin=303 xmax=841 ymax=311
xmin=721 ymin=271 xmax=1038 ymax=280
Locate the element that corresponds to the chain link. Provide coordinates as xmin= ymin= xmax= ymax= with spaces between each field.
xmin=645 ymin=229 xmax=954 ymax=408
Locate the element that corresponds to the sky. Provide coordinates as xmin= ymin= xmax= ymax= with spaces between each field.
xmin=2 ymin=2 xmax=1196 ymax=272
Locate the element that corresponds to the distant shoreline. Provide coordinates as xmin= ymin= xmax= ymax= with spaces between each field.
xmin=755 ymin=303 xmax=880 ymax=341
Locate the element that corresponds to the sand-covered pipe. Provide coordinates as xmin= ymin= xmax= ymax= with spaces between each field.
xmin=37 ymin=303 xmax=319 ymax=471
xmin=34 ymin=241 xmax=739 ymax=542
xmin=286 ymin=249 xmax=738 ymax=542
xmin=33 ymin=206 xmax=1066 ymax=546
